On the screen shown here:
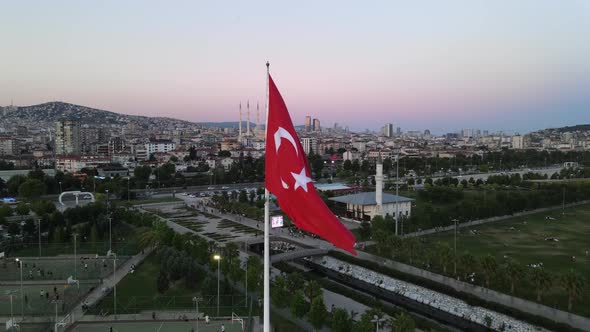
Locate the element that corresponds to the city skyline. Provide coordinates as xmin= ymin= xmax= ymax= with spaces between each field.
xmin=1 ymin=0 xmax=590 ymax=133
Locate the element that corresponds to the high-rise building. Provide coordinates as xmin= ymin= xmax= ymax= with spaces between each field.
xmin=55 ymin=120 xmax=81 ymax=155
xmin=382 ymin=123 xmax=394 ymax=137
xmin=304 ymin=116 xmax=312 ymax=132
xmin=396 ymin=127 xmax=402 ymax=135
xmin=302 ymin=137 xmax=318 ymax=155
xmin=313 ymin=118 xmax=321 ymax=132
xmin=511 ymin=135 xmax=524 ymax=149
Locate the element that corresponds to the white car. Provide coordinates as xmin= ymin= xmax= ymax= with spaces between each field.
xmin=221 ymin=186 xmax=229 ymax=189
xmin=207 ymin=186 xmax=215 ymax=190
xmin=188 ymin=194 xmax=196 ymax=198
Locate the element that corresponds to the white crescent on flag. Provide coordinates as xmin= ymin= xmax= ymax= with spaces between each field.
xmin=274 ymin=127 xmax=299 ymax=156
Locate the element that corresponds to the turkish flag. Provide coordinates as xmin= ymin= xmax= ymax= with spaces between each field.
xmin=265 ymin=74 xmax=356 ymax=255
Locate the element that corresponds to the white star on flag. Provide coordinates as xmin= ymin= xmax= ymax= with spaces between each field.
xmin=291 ymin=167 xmax=312 ymax=192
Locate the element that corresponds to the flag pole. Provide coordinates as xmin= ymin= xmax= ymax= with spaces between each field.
xmin=263 ymin=61 xmax=271 ymax=332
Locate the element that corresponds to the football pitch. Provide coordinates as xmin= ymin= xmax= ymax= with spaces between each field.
xmin=0 ymin=283 xmax=95 ymax=316
xmin=70 ymin=320 xmax=243 ymax=332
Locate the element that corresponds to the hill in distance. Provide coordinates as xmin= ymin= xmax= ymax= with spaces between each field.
xmin=1 ymin=101 xmax=193 ymax=128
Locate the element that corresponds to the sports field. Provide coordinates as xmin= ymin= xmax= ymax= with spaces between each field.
xmin=0 ymin=283 xmax=95 ymax=316
xmin=0 ymin=256 xmax=129 ymax=281
xmin=70 ymin=320 xmax=243 ymax=332
xmin=424 ymin=203 xmax=590 ymax=315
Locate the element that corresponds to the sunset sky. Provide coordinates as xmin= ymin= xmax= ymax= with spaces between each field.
xmin=1 ymin=0 xmax=589 ymax=133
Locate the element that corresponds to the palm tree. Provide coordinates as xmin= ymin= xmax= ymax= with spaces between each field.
xmin=436 ymin=243 xmax=452 ymax=275
xmin=504 ymin=260 xmax=524 ymax=294
xmin=459 ymin=252 xmax=478 ymax=281
xmin=391 ymin=312 xmax=415 ymax=332
xmin=530 ymin=267 xmax=552 ymax=302
xmin=387 ymin=235 xmax=403 ymax=259
xmin=480 ymin=255 xmax=497 ymax=288
xmin=138 ymin=220 xmax=170 ymax=250
xmin=304 ymin=280 xmax=322 ymax=301
xmin=560 ymin=269 xmax=586 ymax=311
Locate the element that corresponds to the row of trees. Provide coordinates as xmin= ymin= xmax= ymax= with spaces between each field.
xmin=405 ymin=182 xmax=590 ymax=232
xmin=270 ymin=271 xmax=417 ymax=332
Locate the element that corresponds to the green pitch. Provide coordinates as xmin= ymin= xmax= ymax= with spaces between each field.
xmin=70 ymin=320 xmax=243 ymax=332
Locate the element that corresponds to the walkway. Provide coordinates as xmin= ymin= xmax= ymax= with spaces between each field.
xmin=66 ymin=248 xmax=153 ymax=325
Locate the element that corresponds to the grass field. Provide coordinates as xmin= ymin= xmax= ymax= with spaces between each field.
xmin=424 ymin=203 xmax=590 ymax=316
xmin=70 ymin=320 xmax=243 ymax=332
xmin=0 ymin=283 xmax=95 ymax=316
xmin=0 ymin=256 xmax=128 ymax=281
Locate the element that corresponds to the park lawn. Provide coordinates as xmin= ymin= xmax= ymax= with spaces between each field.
xmin=424 ymin=203 xmax=590 ymax=317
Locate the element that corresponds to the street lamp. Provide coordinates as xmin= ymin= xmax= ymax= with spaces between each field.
xmin=59 ymin=181 xmax=62 ymax=193
xmin=127 ymin=177 xmax=130 ymax=203
xmin=213 ymin=254 xmax=221 ymax=316
xmin=192 ymin=296 xmax=202 ymax=332
xmin=38 ymin=219 xmax=42 ymax=257
xmin=113 ymin=253 xmax=117 ymax=319
xmin=52 ymin=299 xmax=63 ymax=332
xmin=452 ymin=218 xmax=459 ymax=276
xmin=73 ymin=234 xmax=78 ymax=280
xmin=15 ymin=258 xmax=23 ymax=319
xmin=371 ymin=315 xmax=386 ymax=332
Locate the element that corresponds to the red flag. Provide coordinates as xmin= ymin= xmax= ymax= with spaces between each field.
xmin=265 ymin=74 xmax=356 ymax=255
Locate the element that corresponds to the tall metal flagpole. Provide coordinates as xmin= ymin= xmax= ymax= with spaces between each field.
xmin=263 ymin=61 xmax=271 ymax=332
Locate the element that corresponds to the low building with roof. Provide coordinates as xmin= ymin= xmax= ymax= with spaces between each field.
xmin=329 ymin=191 xmax=412 ymax=221
xmin=329 ymin=156 xmax=413 ymax=222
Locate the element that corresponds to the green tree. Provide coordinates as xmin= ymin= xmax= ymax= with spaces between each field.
xmin=505 ymin=260 xmax=525 ymax=294
xmin=15 ymin=202 xmax=30 ymax=216
xmin=391 ymin=312 xmax=415 ymax=332
xmin=530 ymin=268 xmax=552 ymax=302
xmin=286 ymin=272 xmax=305 ymax=291
xmin=480 ymin=255 xmax=497 ymax=288
xmin=308 ymin=296 xmax=328 ymax=330
xmin=0 ymin=203 xmax=12 ymax=218
xmin=18 ymin=179 xmax=47 ymax=199
xmin=436 ymin=243 xmax=452 ymax=274
xmin=359 ymin=220 xmax=371 ymax=240
xmin=271 ymin=276 xmax=290 ymax=308
xmin=139 ymin=221 xmax=173 ymax=250
xmin=133 ymin=166 xmax=152 ymax=182
xmin=560 ymin=269 xmax=585 ymax=311
xmin=353 ymin=312 xmax=375 ymax=332
xmin=290 ymin=290 xmax=308 ymax=318
xmin=459 ymin=252 xmax=478 ymax=281
xmin=156 ymin=271 xmax=169 ymax=293
xmin=304 ymin=280 xmax=322 ymax=301
xmin=331 ymin=308 xmax=351 ymax=332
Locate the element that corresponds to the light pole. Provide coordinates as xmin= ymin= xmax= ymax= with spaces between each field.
xmin=52 ymin=299 xmax=63 ymax=332
xmin=38 ymin=219 xmax=42 ymax=257
xmin=73 ymin=234 xmax=78 ymax=280
xmin=59 ymin=181 xmax=62 ymax=193
xmin=127 ymin=177 xmax=130 ymax=203
xmin=395 ymin=154 xmax=399 ymax=236
xmin=371 ymin=315 xmax=386 ymax=332
xmin=452 ymin=218 xmax=459 ymax=276
xmin=213 ymin=254 xmax=221 ymax=317
xmin=113 ymin=253 xmax=117 ymax=319
xmin=15 ymin=258 xmax=23 ymax=319
xmin=244 ymin=242 xmax=248 ymax=308
xmin=108 ymin=217 xmax=112 ymax=254
xmin=192 ymin=296 xmax=202 ymax=332
xmin=9 ymin=294 xmax=14 ymax=327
